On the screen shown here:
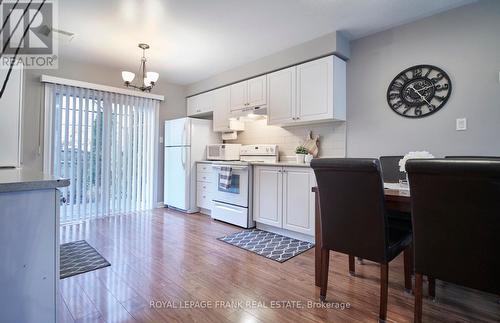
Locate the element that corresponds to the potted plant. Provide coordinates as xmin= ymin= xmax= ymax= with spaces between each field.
xmin=295 ymin=146 xmax=308 ymax=164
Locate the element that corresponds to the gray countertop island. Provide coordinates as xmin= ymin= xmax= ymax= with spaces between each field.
xmin=0 ymin=168 xmax=70 ymax=192
xmin=0 ymin=168 xmax=69 ymax=323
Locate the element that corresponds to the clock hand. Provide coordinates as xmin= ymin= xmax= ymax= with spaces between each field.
xmin=414 ymin=84 xmax=435 ymax=93
xmin=409 ymin=84 xmax=431 ymax=105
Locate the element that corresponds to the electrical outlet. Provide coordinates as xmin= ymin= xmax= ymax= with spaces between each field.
xmin=456 ymin=118 xmax=467 ymax=131
xmin=159 ymin=136 xmax=164 ymax=144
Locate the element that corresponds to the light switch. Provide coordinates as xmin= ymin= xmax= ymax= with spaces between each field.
xmin=456 ymin=118 xmax=467 ymax=131
xmin=159 ymin=136 xmax=164 ymax=144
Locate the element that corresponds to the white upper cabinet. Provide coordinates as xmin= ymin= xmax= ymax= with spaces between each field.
xmin=187 ymin=91 xmax=214 ymax=116
xmin=267 ymin=67 xmax=296 ymax=125
xmin=213 ymin=86 xmax=245 ymax=132
xmin=297 ymin=55 xmax=346 ymax=122
xmin=229 ymin=81 xmax=247 ymax=112
xmin=229 ymin=75 xmax=267 ymax=112
xmin=267 ymin=55 xmax=346 ymax=126
xmin=213 ymin=87 xmax=231 ymax=131
xmin=247 ymin=75 xmax=267 ymax=108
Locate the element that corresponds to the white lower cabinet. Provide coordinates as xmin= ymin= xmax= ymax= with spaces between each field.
xmin=282 ymin=168 xmax=316 ymax=235
xmin=196 ymin=164 xmax=213 ymax=212
xmin=253 ymin=166 xmax=282 ymax=227
xmin=253 ymin=166 xmax=316 ymax=236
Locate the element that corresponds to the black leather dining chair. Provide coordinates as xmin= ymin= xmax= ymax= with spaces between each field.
xmin=406 ymin=159 xmax=500 ymax=323
xmin=379 ymin=155 xmax=405 ymax=183
xmin=445 ymin=155 xmax=500 ymax=160
xmin=311 ymin=158 xmax=412 ymax=323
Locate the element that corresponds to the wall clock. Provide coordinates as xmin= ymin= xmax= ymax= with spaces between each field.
xmin=387 ymin=64 xmax=452 ymax=118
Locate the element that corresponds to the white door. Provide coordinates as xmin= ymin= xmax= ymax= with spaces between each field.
xmin=229 ymin=80 xmax=247 ymax=112
xmin=165 ymin=118 xmax=190 ymax=146
xmin=267 ymin=67 xmax=296 ymax=125
xmin=247 ymin=75 xmax=267 ymax=107
xmin=164 ymin=146 xmax=190 ymax=210
xmin=0 ymin=64 xmax=22 ymax=167
xmin=282 ymin=168 xmax=315 ymax=235
xmin=296 ymin=56 xmax=333 ymax=122
xmin=213 ymin=87 xmax=231 ymax=131
xmin=253 ymin=166 xmax=282 ymax=227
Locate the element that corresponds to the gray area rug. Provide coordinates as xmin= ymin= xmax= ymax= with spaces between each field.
xmin=60 ymin=240 xmax=110 ymax=279
xmin=218 ymin=229 xmax=314 ymax=262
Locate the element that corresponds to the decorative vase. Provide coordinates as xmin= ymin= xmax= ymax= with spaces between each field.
xmin=296 ymin=154 xmax=306 ymax=164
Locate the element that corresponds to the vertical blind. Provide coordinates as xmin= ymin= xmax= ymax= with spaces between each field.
xmin=45 ymin=83 xmax=159 ymax=223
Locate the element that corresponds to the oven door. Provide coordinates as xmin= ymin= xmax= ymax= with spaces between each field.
xmin=212 ymin=165 xmax=249 ymax=207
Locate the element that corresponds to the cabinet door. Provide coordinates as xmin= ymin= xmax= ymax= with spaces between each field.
xmin=229 ymin=80 xmax=247 ymax=112
xmin=296 ymin=56 xmax=333 ymax=122
xmin=247 ymin=75 xmax=267 ymax=108
xmin=282 ymin=168 xmax=315 ymax=236
xmin=253 ymin=166 xmax=282 ymax=227
xmin=187 ymin=95 xmax=199 ymax=116
xmin=213 ymin=87 xmax=231 ymax=131
xmin=199 ymin=91 xmax=214 ymax=113
xmin=267 ymin=67 xmax=296 ymax=125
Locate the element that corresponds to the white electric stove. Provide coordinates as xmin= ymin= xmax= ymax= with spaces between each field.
xmin=211 ymin=144 xmax=278 ymax=228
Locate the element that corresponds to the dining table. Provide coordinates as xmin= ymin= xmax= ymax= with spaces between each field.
xmin=312 ymin=185 xmax=412 ymax=287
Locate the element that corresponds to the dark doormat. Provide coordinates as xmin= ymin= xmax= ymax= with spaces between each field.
xmin=60 ymin=240 xmax=111 ymax=279
xmin=217 ymin=229 xmax=314 ymax=263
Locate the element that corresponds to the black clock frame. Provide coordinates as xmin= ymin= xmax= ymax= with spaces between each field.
xmin=386 ymin=64 xmax=452 ymax=119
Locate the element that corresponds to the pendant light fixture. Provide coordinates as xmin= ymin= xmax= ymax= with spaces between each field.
xmin=122 ymin=43 xmax=159 ymax=92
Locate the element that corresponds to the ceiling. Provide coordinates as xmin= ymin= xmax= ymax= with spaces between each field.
xmin=57 ymin=0 xmax=475 ymax=85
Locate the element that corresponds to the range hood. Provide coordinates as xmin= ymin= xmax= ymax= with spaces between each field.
xmin=231 ymin=105 xmax=267 ymax=120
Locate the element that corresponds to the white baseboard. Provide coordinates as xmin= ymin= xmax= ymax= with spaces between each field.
xmin=155 ymin=202 xmax=165 ymax=208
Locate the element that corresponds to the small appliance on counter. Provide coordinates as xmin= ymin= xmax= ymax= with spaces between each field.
xmin=206 ymin=144 xmax=241 ymax=161
xmin=211 ymin=144 xmax=279 ymax=228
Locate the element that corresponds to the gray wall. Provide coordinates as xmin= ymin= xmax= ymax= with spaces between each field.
xmin=22 ymin=58 xmax=186 ymax=203
xmin=347 ymin=0 xmax=500 ymax=157
xmin=186 ymin=31 xmax=350 ymax=96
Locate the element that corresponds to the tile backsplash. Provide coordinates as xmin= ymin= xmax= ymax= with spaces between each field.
xmin=224 ymin=118 xmax=346 ymax=159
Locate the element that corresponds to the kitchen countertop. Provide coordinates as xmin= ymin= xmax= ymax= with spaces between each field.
xmin=0 ymin=168 xmax=70 ymax=193
xmin=197 ymin=160 xmax=312 ymax=168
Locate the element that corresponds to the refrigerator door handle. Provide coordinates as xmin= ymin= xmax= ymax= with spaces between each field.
xmin=181 ymin=149 xmax=186 ymax=170
xmin=182 ymin=122 xmax=187 ymax=146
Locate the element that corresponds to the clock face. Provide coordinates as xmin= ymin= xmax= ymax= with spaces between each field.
xmin=387 ymin=65 xmax=452 ymax=118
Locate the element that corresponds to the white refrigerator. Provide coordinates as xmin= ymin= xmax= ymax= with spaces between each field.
xmin=164 ymin=117 xmax=219 ymax=213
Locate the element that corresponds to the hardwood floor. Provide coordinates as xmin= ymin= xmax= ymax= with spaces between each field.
xmin=59 ymin=208 xmax=499 ymax=323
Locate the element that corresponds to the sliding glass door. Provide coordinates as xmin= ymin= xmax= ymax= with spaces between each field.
xmin=45 ymin=84 xmax=158 ymax=223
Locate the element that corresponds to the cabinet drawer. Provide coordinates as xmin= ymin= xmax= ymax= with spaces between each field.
xmin=197 ymin=164 xmax=213 ymax=183
xmin=197 ymin=181 xmax=212 ymax=193
xmin=197 ymin=182 xmax=213 ymax=210
xmin=197 ymin=172 xmax=213 ymax=183
xmin=197 ymin=163 xmax=212 ymax=173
